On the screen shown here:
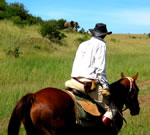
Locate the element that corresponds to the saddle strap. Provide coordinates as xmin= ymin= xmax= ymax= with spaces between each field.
xmin=73 ymin=77 xmax=85 ymax=84
xmin=73 ymin=77 xmax=97 ymax=92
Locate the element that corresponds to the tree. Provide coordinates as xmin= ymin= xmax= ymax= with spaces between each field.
xmin=6 ymin=2 xmax=28 ymax=20
xmin=0 ymin=0 xmax=7 ymax=11
xmin=79 ymin=28 xmax=86 ymax=34
xmin=57 ymin=19 xmax=66 ymax=30
xmin=40 ymin=20 xmax=66 ymax=42
xmin=0 ymin=0 xmax=8 ymax=19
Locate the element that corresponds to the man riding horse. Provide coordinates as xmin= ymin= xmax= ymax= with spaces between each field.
xmin=65 ymin=23 xmax=117 ymax=126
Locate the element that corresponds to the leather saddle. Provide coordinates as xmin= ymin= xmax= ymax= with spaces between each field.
xmin=66 ymin=87 xmax=105 ymax=116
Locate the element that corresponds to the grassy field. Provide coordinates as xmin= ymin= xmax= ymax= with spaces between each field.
xmin=0 ymin=20 xmax=150 ymax=135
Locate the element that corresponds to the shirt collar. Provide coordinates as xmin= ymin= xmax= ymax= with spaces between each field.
xmin=92 ymin=36 xmax=106 ymax=43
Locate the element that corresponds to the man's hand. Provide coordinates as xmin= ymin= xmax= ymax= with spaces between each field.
xmin=101 ymin=88 xmax=111 ymax=97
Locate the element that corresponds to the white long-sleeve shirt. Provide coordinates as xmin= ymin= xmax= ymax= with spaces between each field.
xmin=71 ymin=36 xmax=109 ymax=89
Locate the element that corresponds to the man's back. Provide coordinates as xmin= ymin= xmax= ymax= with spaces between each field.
xmin=71 ymin=37 xmax=106 ymax=80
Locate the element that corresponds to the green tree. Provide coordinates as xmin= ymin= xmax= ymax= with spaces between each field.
xmin=0 ymin=0 xmax=7 ymax=10
xmin=6 ymin=2 xmax=28 ymax=20
xmin=0 ymin=0 xmax=8 ymax=19
xmin=148 ymin=33 xmax=150 ymax=38
xmin=27 ymin=14 xmax=42 ymax=25
xmin=79 ymin=28 xmax=86 ymax=34
xmin=57 ymin=19 xmax=66 ymax=30
xmin=40 ymin=20 xmax=66 ymax=42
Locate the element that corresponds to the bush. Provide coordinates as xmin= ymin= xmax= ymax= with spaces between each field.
xmin=110 ymin=38 xmax=117 ymax=43
xmin=12 ymin=16 xmax=28 ymax=26
xmin=40 ymin=20 xmax=66 ymax=42
xmin=5 ymin=47 xmax=22 ymax=58
xmin=27 ymin=15 xmax=42 ymax=25
xmin=0 ymin=11 xmax=5 ymax=19
xmin=0 ymin=0 xmax=7 ymax=11
xmin=7 ymin=3 xmax=28 ymax=20
xmin=0 ymin=1 xmax=42 ymax=25
xmin=148 ymin=33 xmax=150 ymax=38
xmin=0 ymin=0 xmax=7 ymax=19
xmin=79 ymin=28 xmax=86 ymax=34
xmin=57 ymin=19 xmax=66 ymax=30
xmin=129 ymin=35 xmax=136 ymax=39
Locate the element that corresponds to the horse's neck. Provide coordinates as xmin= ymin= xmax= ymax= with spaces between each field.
xmin=113 ymin=99 xmax=124 ymax=114
xmin=110 ymin=80 xmax=128 ymax=113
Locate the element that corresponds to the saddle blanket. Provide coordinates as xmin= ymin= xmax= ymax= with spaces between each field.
xmin=75 ymin=95 xmax=102 ymax=127
xmin=65 ymin=90 xmax=102 ymax=127
xmin=77 ymin=100 xmax=100 ymax=116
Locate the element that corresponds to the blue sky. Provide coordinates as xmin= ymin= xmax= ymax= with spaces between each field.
xmin=6 ymin=0 xmax=150 ymax=34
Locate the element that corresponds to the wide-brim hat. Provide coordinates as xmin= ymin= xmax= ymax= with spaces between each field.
xmin=89 ymin=23 xmax=112 ymax=36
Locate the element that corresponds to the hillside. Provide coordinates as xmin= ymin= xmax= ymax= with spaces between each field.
xmin=0 ymin=20 xmax=150 ymax=135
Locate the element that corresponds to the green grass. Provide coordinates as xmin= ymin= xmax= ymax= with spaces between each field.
xmin=106 ymin=34 xmax=150 ymax=82
xmin=118 ymin=84 xmax=150 ymax=135
xmin=0 ymin=20 xmax=150 ymax=135
xmin=119 ymin=106 xmax=150 ymax=135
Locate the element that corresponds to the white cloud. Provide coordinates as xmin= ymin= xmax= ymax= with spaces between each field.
xmin=109 ymin=9 xmax=150 ymax=26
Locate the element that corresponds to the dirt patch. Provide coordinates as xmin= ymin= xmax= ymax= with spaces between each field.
xmin=138 ymin=80 xmax=150 ymax=89
xmin=139 ymin=95 xmax=150 ymax=107
xmin=137 ymin=80 xmax=150 ymax=107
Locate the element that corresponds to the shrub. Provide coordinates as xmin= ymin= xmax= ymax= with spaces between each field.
xmin=7 ymin=3 xmax=28 ymax=20
xmin=0 ymin=0 xmax=7 ymax=11
xmin=0 ymin=0 xmax=8 ymax=19
xmin=57 ymin=19 xmax=66 ymax=30
xmin=79 ymin=28 xmax=86 ymax=34
xmin=148 ymin=33 xmax=150 ymax=38
xmin=12 ymin=16 xmax=28 ymax=26
xmin=129 ymin=35 xmax=136 ymax=39
xmin=0 ymin=11 xmax=5 ymax=19
xmin=110 ymin=38 xmax=117 ymax=43
xmin=40 ymin=20 xmax=66 ymax=42
xmin=27 ymin=15 xmax=42 ymax=25
xmin=5 ymin=47 xmax=22 ymax=58
xmin=0 ymin=1 xmax=42 ymax=25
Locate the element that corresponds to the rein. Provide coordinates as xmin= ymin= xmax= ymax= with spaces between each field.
xmin=111 ymin=101 xmax=127 ymax=132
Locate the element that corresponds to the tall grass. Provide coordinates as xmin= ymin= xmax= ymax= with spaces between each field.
xmin=0 ymin=20 xmax=150 ymax=134
xmin=106 ymin=34 xmax=150 ymax=82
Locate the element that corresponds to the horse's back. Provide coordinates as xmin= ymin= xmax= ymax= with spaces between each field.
xmin=30 ymin=88 xmax=76 ymax=134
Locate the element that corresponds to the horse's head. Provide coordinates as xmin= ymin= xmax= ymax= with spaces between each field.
xmin=120 ymin=73 xmax=140 ymax=116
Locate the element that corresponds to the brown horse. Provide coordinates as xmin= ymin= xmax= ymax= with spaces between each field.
xmin=8 ymin=73 xmax=140 ymax=135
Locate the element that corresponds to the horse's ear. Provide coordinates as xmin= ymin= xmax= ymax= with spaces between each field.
xmin=121 ymin=72 xmax=125 ymax=78
xmin=132 ymin=72 xmax=138 ymax=81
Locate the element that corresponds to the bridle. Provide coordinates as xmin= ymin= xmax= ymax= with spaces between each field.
xmin=125 ymin=77 xmax=138 ymax=100
xmin=122 ymin=77 xmax=140 ymax=115
xmin=112 ymin=77 xmax=137 ymax=113
xmin=125 ymin=77 xmax=135 ymax=93
xmin=112 ymin=77 xmax=139 ymax=131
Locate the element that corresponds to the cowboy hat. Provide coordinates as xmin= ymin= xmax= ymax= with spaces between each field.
xmin=89 ymin=23 xmax=112 ymax=36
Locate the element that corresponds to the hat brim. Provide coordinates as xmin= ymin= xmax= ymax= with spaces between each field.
xmin=89 ymin=29 xmax=112 ymax=36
